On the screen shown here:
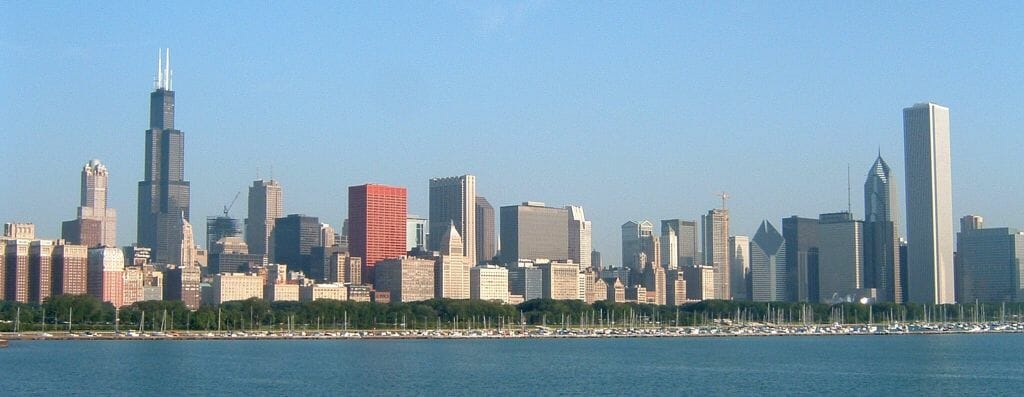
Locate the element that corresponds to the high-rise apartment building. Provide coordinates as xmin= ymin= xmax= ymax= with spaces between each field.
xmin=864 ymin=154 xmax=902 ymax=303
xmin=475 ymin=197 xmax=496 ymax=265
xmin=817 ymin=212 xmax=864 ymax=303
xmin=702 ymin=208 xmax=731 ymax=300
xmin=28 ymin=240 xmax=55 ymax=303
xmin=62 ymin=160 xmax=117 ymax=247
xmin=429 ymin=175 xmax=476 ymax=262
xmin=52 ymin=243 xmax=88 ymax=295
xmin=903 ymin=102 xmax=955 ymax=304
xmin=567 ymin=206 xmax=592 ymax=269
xmin=750 ymin=222 xmax=786 ymax=302
xmin=349 ymin=184 xmax=407 ymax=285
xmin=499 ymin=202 xmax=569 ymax=264
xmin=88 ymin=247 xmax=125 ymax=307
xmin=729 ymin=235 xmax=751 ymax=300
xmin=4 ymin=239 xmax=29 ymax=302
xmin=245 ymin=179 xmax=284 ymax=257
xmin=138 ymin=49 xmax=191 ymax=264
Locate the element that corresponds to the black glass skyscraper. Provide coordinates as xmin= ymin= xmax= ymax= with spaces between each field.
xmin=138 ymin=49 xmax=191 ymax=264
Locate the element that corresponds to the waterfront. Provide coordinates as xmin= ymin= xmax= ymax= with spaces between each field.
xmin=1 ymin=334 xmax=1022 ymax=395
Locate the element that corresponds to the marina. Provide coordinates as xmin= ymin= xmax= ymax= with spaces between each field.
xmin=3 ymin=321 xmax=1022 ymax=342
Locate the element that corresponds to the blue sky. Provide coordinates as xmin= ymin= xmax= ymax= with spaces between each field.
xmin=2 ymin=2 xmax=1024 ymax=265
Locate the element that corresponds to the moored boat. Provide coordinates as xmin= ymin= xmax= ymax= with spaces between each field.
xmin=0 ymin=339 xmax=8 ymax=348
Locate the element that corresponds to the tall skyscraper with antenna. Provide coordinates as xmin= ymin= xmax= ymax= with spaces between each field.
xmin=137 ymin=49 xmax=192 ymax=265
xmin=863 ymin=154 xmax=902 ymax=302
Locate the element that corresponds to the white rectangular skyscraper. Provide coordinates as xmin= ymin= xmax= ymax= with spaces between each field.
xmin=903 ymin=102 xmax=954 ymax=304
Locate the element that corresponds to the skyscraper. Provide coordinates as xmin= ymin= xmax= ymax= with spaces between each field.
xmin=750 ymin=221 xmax=786 ymax=302
xmin=817 ymin=212 xmax=864 ymax=303
xmin=863 ymin=154 xmax=902 ymax=302
xmin=206 ymin=215 xmax=243 ymax=253
xmin=903 ymin=102 xmax=955 ymax=304
xmin=621 ymin=220 xmax=654 ymax=269
xmin=272 ymin=214 xmax=321 ymax=276
xmin=702 ymin=208 xmax=730 ymax=300
xmin=567 ymin=206 xmax=592 ymax=269
xmin=62 ymin=160 xmax=117 ymax=247
xmin=475 ymin=197 xmax=495 ymax=264
xmin=245 ymin=179 xmax=284 ymax=257
xmin=348 ymin=184 xmax=407 ymax=284
xmin=499 ymin=203 xmax=569 ymax=264
xmin=955 ymin=218 xmax=1024 ymax=302
xmin=783 ymin=216 xmax=819 ymax=302
xmin=138 ymin=49 xmax=191 ymax=265
xmin=661 ymin=219 xmax=698 ymax=267
xmin=729 ymin=235 xmax=751 ymax=300
xmin=428 ymin=175 xmax=476 ymax=262
xmin=406 ymin=215 xmax=428 ymax=251
xmin=435 ymin=223 xmax=470 ymax=299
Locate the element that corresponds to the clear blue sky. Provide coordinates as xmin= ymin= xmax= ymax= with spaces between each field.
xmin=3 ymin=2 xmax=1024 ymax=266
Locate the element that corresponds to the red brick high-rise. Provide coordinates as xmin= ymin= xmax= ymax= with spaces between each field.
xmin=348 ymin=184 xmax=407 ymax=285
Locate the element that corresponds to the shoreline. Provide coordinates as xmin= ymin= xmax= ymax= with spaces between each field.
xmin=3 ymin=322 xmax=1022 ymax=342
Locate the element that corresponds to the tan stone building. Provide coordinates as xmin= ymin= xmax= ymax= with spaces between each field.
xmin=538 ymin=261 xmax=580 ymax=300
xmin=211 ymin=273 xmax=264 ymax=305
xmin=605 ymin=278 xmax=626 ymax=303
xmin=122 ymin=266 xmax=145 ymax=306
xmin=299 ymin=283 xmax=347 ymax=302
xmin=374 ymin=257 xmax=435 ymax=303
xmin=435 ymin=224 xmax=470 ymax=299
xmin=470 ymin=264 xmax=508 ymax=303
xmin=265 ymin=283 xmax=300 ymax=302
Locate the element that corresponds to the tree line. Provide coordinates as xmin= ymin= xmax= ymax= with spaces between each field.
xmin=2 ymin=295 xmax=1023 ymax=332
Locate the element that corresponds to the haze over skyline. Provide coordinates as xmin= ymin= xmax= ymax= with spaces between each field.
xmin=3 ymin=3 xmax=1024 ymax=266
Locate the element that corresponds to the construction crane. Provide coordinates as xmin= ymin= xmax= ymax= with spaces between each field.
xmin=223 ymin=191 xmax=240 ymax=217
xmin=716 ymin=191 xmax=730 ymax=210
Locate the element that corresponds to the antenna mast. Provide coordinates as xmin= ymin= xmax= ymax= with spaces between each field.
xmin=716 ymin=192 xmax=730 ymax=210
xmin=847 ymin=164 xmax=852 ymax=215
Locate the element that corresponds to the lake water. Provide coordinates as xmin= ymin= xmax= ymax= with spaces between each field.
xmin=2 ymin=334 xmax=1022 ymax=395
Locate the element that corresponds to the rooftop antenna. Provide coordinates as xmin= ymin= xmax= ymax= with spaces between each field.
xmin=256 ymin=166 xmax=261 ymax=180
xmin=716 ymin=192 xmax=730 ymax=210
xmin=156 ymin=49 xmax=163 ymax=89
xmin=165 ymin=48 xmax=172 ymax=91
xmin=847 ymin=164 xmax=852 ymax=215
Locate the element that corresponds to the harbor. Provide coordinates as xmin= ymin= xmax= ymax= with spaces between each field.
xmin=3 ymin=320 xmax=1023 ymax=342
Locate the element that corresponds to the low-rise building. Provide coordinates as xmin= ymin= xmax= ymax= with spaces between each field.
xmin=471 ymin=265 xmax=509 ymax=303
xmin=374 ymin=257 xmax=435 ymax=303
xmin=299 ymin=283 xmax=347 ymax=302
xmin=210 ymin=272 xmax=264 ymax=305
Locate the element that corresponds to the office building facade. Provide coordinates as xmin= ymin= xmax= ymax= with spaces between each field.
xmin=349 ymin=184 xmax=407 ymax=285
xmin=903 ymin=102 xmax=955 ymax=304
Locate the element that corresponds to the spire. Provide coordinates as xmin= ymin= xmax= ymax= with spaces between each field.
xmin=165 ymin=48 xmax=172 ymax=91
xmin=156 ymin=49 xmax=163 ymax=89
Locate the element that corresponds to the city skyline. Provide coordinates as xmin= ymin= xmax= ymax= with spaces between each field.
xmin=4 ymin=4 xmax=1024 ymax=268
